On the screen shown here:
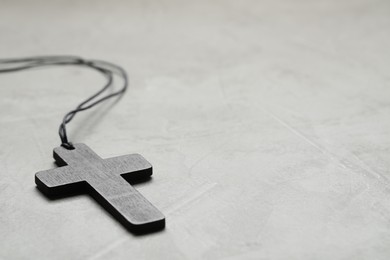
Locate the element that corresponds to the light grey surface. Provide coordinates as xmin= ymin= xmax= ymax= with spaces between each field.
xmin=1 ymin=0 xmax=390 ymax=259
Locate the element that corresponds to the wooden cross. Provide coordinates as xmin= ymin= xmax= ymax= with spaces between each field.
xmin=35 ymin=143 xmax=165 ymax=233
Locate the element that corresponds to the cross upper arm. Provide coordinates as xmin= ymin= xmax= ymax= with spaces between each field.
xmin=35 ymin=166 xmax=85 ymax=196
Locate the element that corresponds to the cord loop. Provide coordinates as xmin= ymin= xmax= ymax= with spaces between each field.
xmin=0 ymin=56 xmax=128 ymax=149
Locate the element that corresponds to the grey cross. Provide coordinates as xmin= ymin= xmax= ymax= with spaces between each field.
xmin=35 ymin=143 xmax=165 ymax=233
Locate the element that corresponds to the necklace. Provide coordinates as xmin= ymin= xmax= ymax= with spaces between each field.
xmin=0 ymin=56 xmax=165 ymax=234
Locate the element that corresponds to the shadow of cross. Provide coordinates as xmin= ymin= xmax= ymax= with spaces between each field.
xmin=35 ymin=143 xmax=165 ymax=234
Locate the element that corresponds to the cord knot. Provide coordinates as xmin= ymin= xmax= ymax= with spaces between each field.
xmin=61 ymin=142 xmax=75 ymax=150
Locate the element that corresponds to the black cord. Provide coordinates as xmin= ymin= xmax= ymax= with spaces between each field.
xmin=0 ymin=56 xmax=128 ymax=149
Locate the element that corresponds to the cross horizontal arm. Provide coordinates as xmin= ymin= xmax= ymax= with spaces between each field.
xmin=35 ymin=166 xmax=85 ymax=195
xmin=104 ymin=154 xmax=152 ymax=180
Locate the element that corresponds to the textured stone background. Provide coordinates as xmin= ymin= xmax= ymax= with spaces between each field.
xmin=0 ymin=0 xmax=390 ymax=259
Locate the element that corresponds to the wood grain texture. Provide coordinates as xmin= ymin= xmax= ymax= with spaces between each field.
xmin=35 ymin=143 xmax=165 ymax=233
